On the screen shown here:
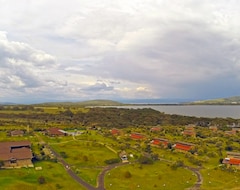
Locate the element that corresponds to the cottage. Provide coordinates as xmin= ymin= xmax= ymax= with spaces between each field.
xmin=130 ymin=133 xmax=145 ymax=140
xmin=119 ymin=151 xmax=128 ymax=163
xmin=173 ymin=141 xmax=194 ymax=152
xmin=10 ymin=130 xmax=24 ymax=137
xmin=222 ymin=158 xmax=240 ymax=167
xmin=111 ymin=128 xmax=121 ymax=136
xmin=183 ymin=125 xmax=196 ymax=137
xmin=209 ymin=126 xmax=218 ymax=132
xmin=224 ymin=130 xmax=236 ymax=136
xmin=151 ymin=138 xmax=168 ymax=147
xmin=150 ymin=127 xmax=161 ymax=132
xmin=0 ymin=141 xmax=33 ymax=168
xmin=46 ymin=128 xmax=66 ymax=136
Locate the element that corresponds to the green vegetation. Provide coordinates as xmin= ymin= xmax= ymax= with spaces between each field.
xmin=0 ymin=161 xmax=85 ymax=190
xmin=192 ymin=96 xmax=240 ymax=105
xmin=104 ymin=162 xmax=195 ymax=190
xmin=0 ymin=104 xmax=239 ymax=190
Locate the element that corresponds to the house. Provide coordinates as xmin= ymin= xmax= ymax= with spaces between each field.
xmin=0 ymin=141 xmax=33 ymax=168
xmin=46 ymin=128 xmax=66 ymax=136
xmin=10 ymin=130 xmax=24 ymax=137
xmin=222 ymin=158 xmax=240 ymax=167
xmin=130 ymin=133 xmax=145 ymax=140
xmin=209 ymin=126 xmax=218 ymax=132
xmin=182 ymin=125 xmax=196 ymax=137
xmin=119 ymin=151 xmax=128 ymax=163
xmin=111 ymin=128 xmax=121 ymax=136
xmin=222 ymin=151 xmax=240 ymax=168
xmin=151 ymin=138 xmax=168 ymax=147
xmin=224 ymin=130 xmax=236 ymax=136
xmin=150 ymin=127 xmax=161 ymax=132
xmin=173 ymin=141 xmax=194 ymax=152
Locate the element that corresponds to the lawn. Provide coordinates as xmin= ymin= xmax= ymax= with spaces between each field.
xmin=201 ymin=167 xmax=240 ymax=190
xmin=104 ymin=161 xmax=196 ymax=190
xmin=48 ymin=134 xmax=119 ymax=186
xmin=0 ymin=161 xmax=85 ymax=190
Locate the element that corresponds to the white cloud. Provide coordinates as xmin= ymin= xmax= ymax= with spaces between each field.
xmin=1 ymin=0 xmax=240 ymax=103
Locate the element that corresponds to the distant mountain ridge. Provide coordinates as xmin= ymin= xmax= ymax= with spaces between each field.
xmin=191 ymin=96 xmax=240 ymax=105
xmin=34 ymin=99 xmax=123 ymax=106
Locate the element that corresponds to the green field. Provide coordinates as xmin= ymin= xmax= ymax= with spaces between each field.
xmin=0 ymin=161 xmax=85 ymax=190
xmin=104 ymin=161 xmax=196 ymax=190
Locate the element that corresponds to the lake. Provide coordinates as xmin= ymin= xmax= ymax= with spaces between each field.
xmin=104 ymin=105 xmax=240 ymax=119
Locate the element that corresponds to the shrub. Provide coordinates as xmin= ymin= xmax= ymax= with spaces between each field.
xmin=138 ymin=155 xmax=153 ymax=164
xmin=104 ymin=158 xmax=120 ymax=165
xmin=38 ymin=176 xmax=46 ymax=184
xmin=124 ymin=171 xmax=132 ymax=178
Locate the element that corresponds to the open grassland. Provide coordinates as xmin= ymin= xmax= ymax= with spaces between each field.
xmin=48 ymin=133 xmax=118 ymax=186
xmin=104 ymin=161 xmax=196 ymax=190
xmin=201 ymin=168 xmax=240 ymax=190
xmin=0 ymin=161 xmax=85 ymax=190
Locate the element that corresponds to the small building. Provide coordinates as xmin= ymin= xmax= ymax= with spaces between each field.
xmin=111 ymin=128 xmax=121 ymax=136
xmin=151 ymin=138 xmax=168 ymax=147
xmin=150 ymin=127 xmax=161 ymax=132
xmin=222 ymin=158 xmax=240 ymax=167
xmin=119 ymin=151 xmax=128 ymax=163
xmin=209 ymin=126 xmax=218 ymax=132
xmin=224 ymin=130 xmax=236 ymax=136
xmin=173 ymin=141 xmax=195 ymax=152
xmin=183 ymin=125 xmax=196 ymax=137
xmin=10 ymin=130 xmax=24 ymax=137
xmin=130 ymin=133 xmax=145 ymax=140
xmin=0 ymin=141 xmax=33 ymax=168
xmin=46 ymin=128 xmax=66 ymax=137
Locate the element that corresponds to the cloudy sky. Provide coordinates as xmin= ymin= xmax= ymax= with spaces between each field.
xmin=1 ymin=0 xmax=240 ymax=103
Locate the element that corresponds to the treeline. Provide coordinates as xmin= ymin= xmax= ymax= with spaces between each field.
xmin=0 ymin=107 xmax=239 ymax=129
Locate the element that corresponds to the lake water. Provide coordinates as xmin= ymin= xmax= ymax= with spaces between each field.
xmin=106 ymin=105 xmax=240 ymax=119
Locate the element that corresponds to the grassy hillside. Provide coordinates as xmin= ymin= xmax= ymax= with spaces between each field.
xmin=35 ymin=99 xmax=123 ymax=107
xmin=192 ymin=96 xmax=240 ymax=105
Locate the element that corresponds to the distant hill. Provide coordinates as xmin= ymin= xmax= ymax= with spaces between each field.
xmin=35 ymin=99 xmax=123 ymax=107
xmin=191 ymin=96 xmax=240 ymax=105
xmin=76 ymin=99 xmax=123 ymax=106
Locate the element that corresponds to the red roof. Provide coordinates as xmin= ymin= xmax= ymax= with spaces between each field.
xmin=151 ymin=139 xmax=168 ymax=146
xmin=111 ymin=128 xmax=120 ymax=135
xmin=175 ymin=143 xmax=192 ymax=151
xmin=131 ymin=133 xmax=144 ymax=139
xmin=229 ymin=158 xmax=240 ymax=165
xmin=47 ymin=128 xmax=65 ymax=136
xmin=0 ymin=141 xmax=32 ymax=161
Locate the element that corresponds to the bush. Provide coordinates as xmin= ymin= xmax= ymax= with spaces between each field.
xmin=124 ymin=171 xmax=132 ymax=178
xmin=38 ymin=176 xmax=46 ymax=184
xmin=138 ymin=155 xmax=153 ymax=165
xmin=104 ymin=158 xmax=120 ymax=165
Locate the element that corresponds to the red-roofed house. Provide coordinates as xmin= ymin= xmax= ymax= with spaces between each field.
xmin=223 ymin=158 xmax=240 ymax=167
xmin=183 ymin=125 xmax=196 ymax=137
xmin=151 ymin=138 xmax=168 ymax=147
xmin=173 ymin=142 xmax=194 ymax=152
xmin=0 ymin=141 xmax=33 ymax=168
xmin=131 ymin=133 xmax=145 ymax=140
xmin=47 ymin=128 xmax=66 ymax=136
xmin=111 ymin=128 xmax=121 ymax=136
xmin=150 ymin=127 xmax=161 ymax=132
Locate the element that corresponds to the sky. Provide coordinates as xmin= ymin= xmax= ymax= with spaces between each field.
xmin=0 ymin=0 xmax=240 ymax=103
